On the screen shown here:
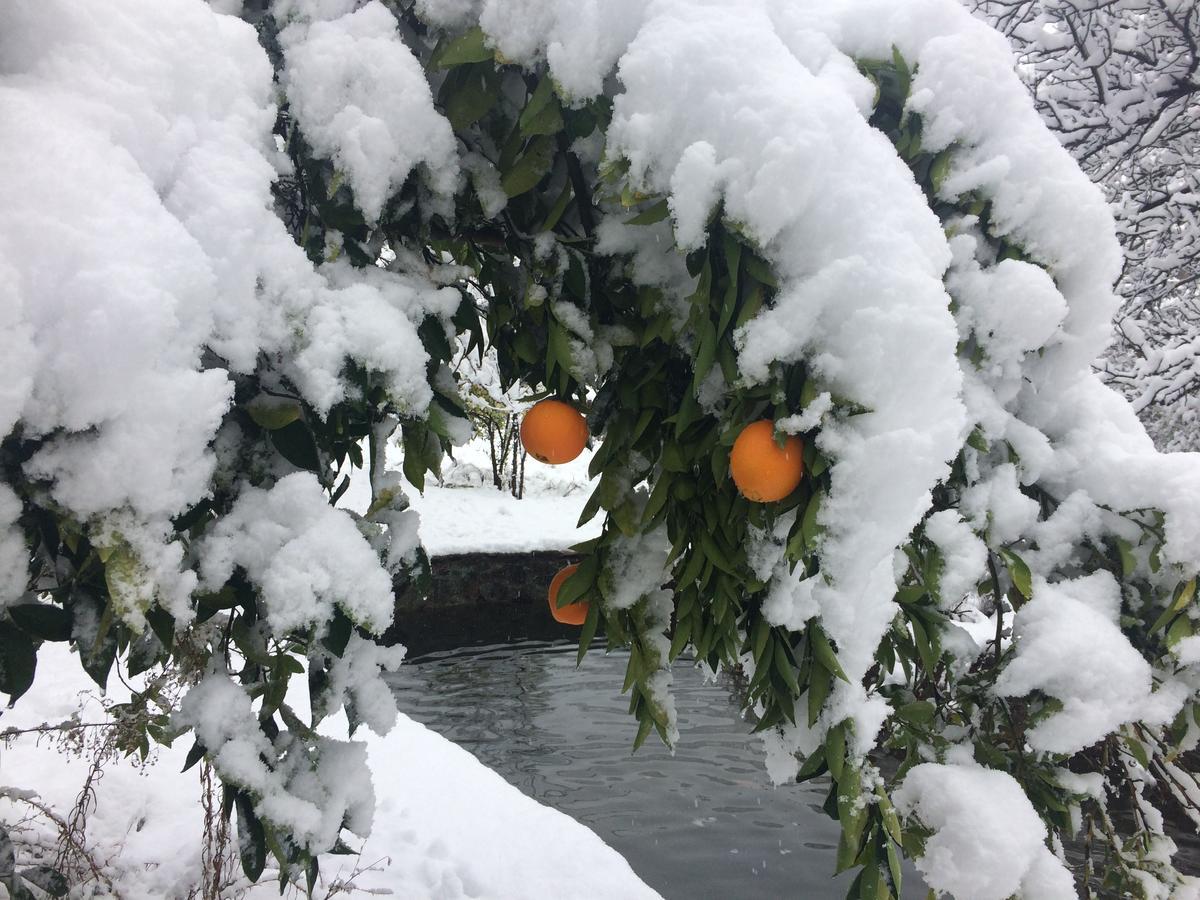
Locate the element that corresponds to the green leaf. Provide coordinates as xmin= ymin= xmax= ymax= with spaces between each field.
xmin=691 ymin=319 xmax=718 ymax=390
xmin=632 ymin=711 xmax=654 ymax=752
xmin=8 ymin=604 xmax=70 ymax=642
xmin=126 ymin=626 xmax=163 ymax=677
xmin=231 ymin=620 xmax=271 ymax=667
xmin=402 ymin=425 xmax=428 ymax=493
xmin=681 ymin=547 xmax=705 ymax=588
xmin=733 ymin=281 xmax=765 ymax=330
xmin=445 ymin=66 xmax=498 ymax=130
xmin=245 ymin=395 xmax=302 ymax=430
xmin=235 ymin=792 xmax=267 ymax=881
xmin=698 ymin=530 xmax=737 ymax=576
xmin=930 ymin=149 xmax=953 ymax=193
xmin=910 ymin=615 xmax=939 ymax=675
xmin=270 ymin=419 xmax=321 ymax=474
xmin=742 ymin=252 xmax=778 ymax=289
xmin=896 ymin=699 xmax=935 ymax=728
xmin=751 ymin=615 xmax=771 ymax=664
xmin=547 ymin=318 xmax=577 ymax=379
xmin=999 ymin=548 xmax=1033 ymax=600
xmin=876 ymin=785 xmax=904 ymax=844
xmin=576 ymin=481 xmax=605 ymax=527
xmin=809 ymin=624 xmax=850 ymax=683
xmin=825 ymin=721 xmax=846 ymax=781
xmin=1167 ymin=613 xmax=1193 ymax=647
xmin=435 ymin=27 xmax=492 ymax=67
xmin=520 ymin=76 xmax=555 ymax=124
xmin=642 ymin=473 xmax=674 ymax=526
xmin=501 ymin=135 xmax=555 ymax=198
xmin=835 ymin=765 xmax=866 ymax=871
xmin=1150 ymin=578 xmax=1196 ymax=634
xmin=1123 ymin=734 xmax=1151 ymax=770
xmin=624 ymin=198 xmax=670 ymax=226
xmin=146 ymin=607 xmax=175 ymax=650
xmin=808 ymin=665 xmax=832 ymax=726
xmin=323 ymin=608 xmax=354 ymax=658
xmin=718 ymin=235 xmax=742 ymax=337
xmin=796 ymin=746 xmax=828 ymax=782
xmin=519 ymin=77 xmax=564 ymax=136
xmin=182 ymin=739 xmax=206 ymax=773
xmin=1116 ymin=537 xmax=1137 ymax=579
xmin=0 ymin=622 xmax=36 ymax=701
xmin=801 ymin=491 xmax=824 ymax=548
xmin=668 ymin=612 xmax=692 ymax=663
xmin=886 ymin=840 xmax=903 ymax=897
xmin=773 ymin=643 xmax=801 ymax=697
xmin=673 ymin=388 xmax=700 ymax=438
xmin=891 ymin=45 xmax=911 ymax=101
xmin=557 ymin=556 xmax=598 ymax=608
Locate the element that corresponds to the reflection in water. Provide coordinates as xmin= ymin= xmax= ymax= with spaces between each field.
xmin=387 ymin=640 xmax=884 ymax=900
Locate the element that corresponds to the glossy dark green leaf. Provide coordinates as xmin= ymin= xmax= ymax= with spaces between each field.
xmin=0 ymin=622 xmax=36 ymax=702
xmin=8 ymin=604 xmax=70 ymax=642
xmin=625 ymin=199 xmax=670 ymax=226
xmin=435 ymin=27 xmax=492 ymax=67
xmin=501 ymin=135 xmax=555 ymax=198
xmin=235 ymin=792 xmax=267 ymax=882
xmin=809 ymin=624 xmax=850 ymax=684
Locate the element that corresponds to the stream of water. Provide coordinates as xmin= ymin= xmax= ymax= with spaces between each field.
xmin=387 ymin=639 xmax=912 ymax=899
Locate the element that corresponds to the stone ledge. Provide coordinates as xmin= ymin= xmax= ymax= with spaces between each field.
xmin=384 ymin=550 xmax=585 ymax=656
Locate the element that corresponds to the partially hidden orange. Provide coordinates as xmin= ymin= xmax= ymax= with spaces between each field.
xmin=547 ymin=563 xmax=589 ymax=626
xmin=520 ymin=399 xmax=588 ymax=465
xmin=729 ymin=419 xmax=804 ymax=502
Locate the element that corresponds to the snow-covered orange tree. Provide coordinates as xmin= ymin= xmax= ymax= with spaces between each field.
xmin=2 ymin=0 xmax=1200 ymax=896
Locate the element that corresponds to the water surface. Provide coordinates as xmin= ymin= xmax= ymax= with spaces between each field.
xmin=388 ymin=640 xmax=886 ymax=899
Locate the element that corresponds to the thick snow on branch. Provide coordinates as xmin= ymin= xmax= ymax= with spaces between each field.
xmin=198 ymin=473 xmax=396 ymax=635
xmin=994 ymin=573 xmax=1187 ymax=754
xmin=276 ymin=0 xmax=459 ymax=222
xmin=174 ymin=671 xmax=377 ymax=854
xmin=894 ymin=755 xmax=1076 ymax=900
xmin=0 ymin=0 xmax=455 ymax=617
xmin=462 ymin=0 xmax=1200 ymax=741
xmin=5 ymin=0 xmax=1200 ymax=891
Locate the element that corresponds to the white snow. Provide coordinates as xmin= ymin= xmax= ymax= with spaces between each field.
xmin=0 ymin=644 xmax=660 ymax=900
xmin=924 ymin=510 xmax=987 ymax=608
xmin=893 ymin=754 xmax=1075 ymax=900
xmin=4 ymin=0 xmax=1200 ymax=895
xmin=198 ymin=472 xmax=396 ymax=635
xmin=599 ymin=0 xmax=967 ymax=701
xmin=993 ymin=573 xmax=1188 ymax=754
xmin=342 ymin=437 xmax=600 ymax=555
xmin=602 ymin=526 xmax=672 ymax=611
xmin=276 ymin=0 xmax=459 ymax=223
xmin=0 ymin=0 xmax=457 ymax=626
xmin=477 ymin=0 xmax=648 ymax=101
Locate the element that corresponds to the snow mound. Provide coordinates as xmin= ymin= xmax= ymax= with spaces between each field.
xmin=894 ymin=756 xmax=1075 ymax=900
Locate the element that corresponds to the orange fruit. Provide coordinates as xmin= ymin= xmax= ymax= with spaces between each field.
xmin=547 ymin=563 xmax=589 ymax=626
xmin=520 ymin=399 xmax=588 ymax=465
xmin=730 ymin=420 xmax=804 ymax=502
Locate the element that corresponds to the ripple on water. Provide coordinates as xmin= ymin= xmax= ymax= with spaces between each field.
xmin=386 ymin=640 xmax=915 ymax=900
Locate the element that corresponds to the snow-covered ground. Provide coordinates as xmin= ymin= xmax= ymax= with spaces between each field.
xmin=344 ymin=439 xmax=600 ymax=556
xmin=0 ymin=642 xmax=659 ymax=899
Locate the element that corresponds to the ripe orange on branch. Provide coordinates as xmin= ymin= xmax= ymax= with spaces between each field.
xmin=520 ymin=399 xmax=588 ymax=464
xmin=547 ymin=563 xmax=589 ymax=626
xmin=730 ymin=420 xmax=804 ymax=502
